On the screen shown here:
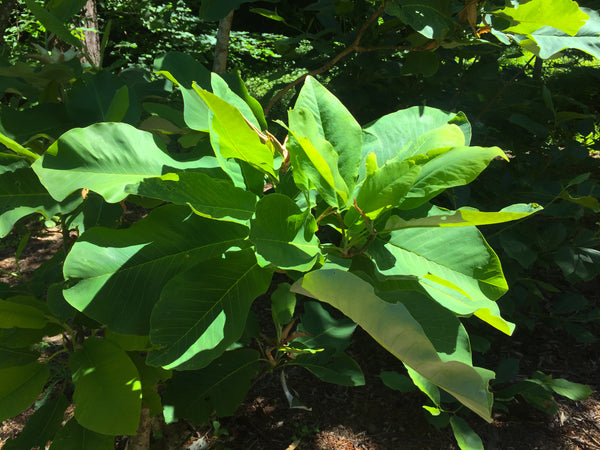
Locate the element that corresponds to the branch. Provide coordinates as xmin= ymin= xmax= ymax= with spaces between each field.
xmin=264 ymin=2 xmax=388 ymax=115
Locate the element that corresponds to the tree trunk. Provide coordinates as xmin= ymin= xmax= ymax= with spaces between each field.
xmin=81 ymin=0 xmax=101 ymax=66
xmin=212 ymin=10 xmax=234 ymax=73
xmin=126 ymin=404 xmax=151 ymax=450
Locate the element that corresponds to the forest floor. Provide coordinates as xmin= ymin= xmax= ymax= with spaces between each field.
xmin=1 ymin=225 xmax=599 ymax=450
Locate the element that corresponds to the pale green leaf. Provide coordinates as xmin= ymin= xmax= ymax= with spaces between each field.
xmin=70 ymin=338 xmax=141 ymax=435
xmin=291 ymin=270 xmax=493 ymax=421
xmin=194 ymin=87 xmax=275 ymax=177
xmin=249 ymin=194 xmax=321 ymax=271
xmin=148 ymin=250 xmax=272 ymax=370
xmin=384 ymin=203 xmax=543 ymax=231
xmin=63 ymin=204 xmax=249 ymax=334
xmin=497 ymin=0 xmax=588 ymax=36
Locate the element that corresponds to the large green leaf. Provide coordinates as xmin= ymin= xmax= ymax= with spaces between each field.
xmin=497 ymin=0 xmax=588 ymax=36
xmin=162 ymin=349 xmax=261 ymax=425
xmin=49 ymin=418 xmax=114 ymax=450
xmin=195 ymin=87 xmax=276 ymax=177
xmin=69 ymin=338 xmax=141 ymax=435
xmin=0 ymin=167 xmax=82 ymax=237
xmin=373 ymin=221 xmax=513 ymax=335
xmin=154 ymin=52 xmax=212 ymax=131
xmin=148 ymin=250 xmax=272 ymax=370
xmin=3 ymin=394 xmax=69 ymax=450
xmin=295 ymin=301 xmax=357 ymax=353
xmin=63 ymin=204 xmax=249 ymax=334
xmin=130 ymin=172 xmax=257 ymax=224
xmin=386 ymin=0 xmax=455 ymax=40
xmin=211 ymin=73 xmax=261 ymax=129
xmin=287 ymin=108 xmax=350 ymax=208
xmin=515 ymin=8 xmax=600 ymax=59
xmin=0 ymin=298 xmax=48 ymax=329
xmin=384 ymin=203 xmax=543 ymax=231
xmin=294 ymin=76 xmax=362 ymax=193
xmin=362 ymin=107 xmax=471 ymax=171
xmin=32 ymin=123 xmax=210 ymax=203
xmin=249 ymin=194 xmax=321 ymax=271
xmin=398 ymin=145 xmax=507 ymax=210
xmin=291 ymin=270 xmax=493 ymax=421
xmin=0 ymin=362 xmax=50 ymax=422
xmin=0 ymin=103 xmax=73 ymax=144
xmin=0 ymin=347 xmax=39 ymax=369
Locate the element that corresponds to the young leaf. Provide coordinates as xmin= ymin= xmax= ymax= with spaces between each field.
xmin=69 ymin=338 xmax=142 ymax=435
xmin=292 ymin=270 xmax=493 ymax=422
xmin=194 ymin=87 xmax=276 ymax=177
xmin=287 ymin=108 xmax=350 ymax=208
xmin=148 ymin=250 xmax=273 ymax=370
xmin=63 ymin=204 xmax=249 ymax=334
xmin=294 ymin=76 xmax=362 ymax=193
xmin=249 ymin=194 xmax=321 ymax=271
xmin=271 ymin=282 xmax=297 ymax=332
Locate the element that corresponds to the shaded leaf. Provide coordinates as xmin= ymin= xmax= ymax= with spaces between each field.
xmin=49 ymin=418 xmax=114 ymax=450
xmin=0 ymin=362 xmax=50 ymax=422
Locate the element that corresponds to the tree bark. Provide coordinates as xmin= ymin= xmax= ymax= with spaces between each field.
xmin=126 ymin=404 xmax=151 ymax=450
xmin=81 ymin=0 xmax=101 ymax=66
xmin=212 ymin=10 xmax=234 ymax=73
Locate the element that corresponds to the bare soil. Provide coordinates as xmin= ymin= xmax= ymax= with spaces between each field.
xmin=1 ymin=226 xmax=599 ymax=450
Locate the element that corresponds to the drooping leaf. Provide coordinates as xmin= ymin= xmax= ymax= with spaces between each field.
xmin=69 ymin=337 xmax=141 ymax=435
xmin=384 ymin=203 xmax=543 ymax=231
xmin=398 ymin=145 xmax=507 ymax=210
xmin=549 ymin=378 xmax=593 ymax=401
xmin=271 ymin=282 xmax=296 ymax=331
xmin=496 ymin=0 xmax=588 ymax=36
xmin=292 ymin=270 xmax=493 ymax=421
xmin=0 ymin=362 xmax=50 ymax=422
xmin=162 ymin=349 xmax=261 ymax=425
xmin=3 ymin=394 xmax=69 ymax=450
xmin=154 ymin=52 xmax=212 ymax=131
xmin=194 ymin=87 xmax=276 ymax=177
xmin=249 ymin=194 xmax=321 ymax=271
xmin=49 ymin=418 xmax=114 ymax=450
xmin=130 ymin=172 xmax=257 ymax=224
xmin=379 ymin=371 xmax=416 ymax=392
xmin=294 ymin=76 xmax=362 ymax=193
xmin=63 ymin=204 xmax=249 ymax=334
xmin=32 ymin=123 xmax=212 ymax=203
xmin=373 ymin=223 xmax=513 ymax=335
xmin=287 ymin=108 xmax=350 ymax=208
xmin=0 ymin=167 xmax=83 ymax=237
xmin=148 ymin=250 xmax=272 ymax=370
xmin=450 ymin=416 xmax=484 ymax=450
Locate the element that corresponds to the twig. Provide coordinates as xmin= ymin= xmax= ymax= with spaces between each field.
xmin=263 ymin=2 xmax=379 ymax=112
xmin=474 ymin=54 xmax=536 ymax=123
